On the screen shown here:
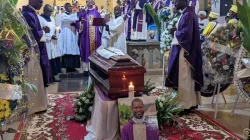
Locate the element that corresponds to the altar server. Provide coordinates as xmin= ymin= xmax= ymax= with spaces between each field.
xmin=39 ymin=4 xmax=62 ymax=82
xmin=76 ymin=0 xmax=101 ymax=74
xmin=131 ymin=0 xmax=148 ymax=40
xmin=165 ymin=0 xmax=203 ymax=112
xmin=202 ymin=12 xmax=219 ymax=36
xmin=58 ymin=3 xmax=80 ymax=73
xmin=22 ymin=0 xmax=51 ymax=114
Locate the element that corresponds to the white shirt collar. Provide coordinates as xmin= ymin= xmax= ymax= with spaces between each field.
xmin=180 ymin=7 xmax=187 ymax=14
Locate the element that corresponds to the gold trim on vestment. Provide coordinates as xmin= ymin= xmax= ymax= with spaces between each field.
xmin=88 ymin=15 xmax=96 ymax=54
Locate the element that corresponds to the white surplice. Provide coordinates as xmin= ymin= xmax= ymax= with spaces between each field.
xmin=57 ymin=13 xmax=80 ymax=56
xmin=101 ymin=16 xmax=127 ymax=53
xmin=39 ymin=16 xmax=62 ymax=60
xmin=131 ymin=2 xmax=148 ymax=40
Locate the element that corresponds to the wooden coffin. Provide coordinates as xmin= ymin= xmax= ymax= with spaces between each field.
xmin=89 ymin=52 xmax=146 ymax=99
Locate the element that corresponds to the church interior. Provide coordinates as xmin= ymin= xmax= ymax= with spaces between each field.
xmin=1 ymin=0 xmax=250 ymax=139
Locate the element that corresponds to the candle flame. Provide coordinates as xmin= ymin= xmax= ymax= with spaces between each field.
xmin=130 ymin=82 xmax=133 ymax=85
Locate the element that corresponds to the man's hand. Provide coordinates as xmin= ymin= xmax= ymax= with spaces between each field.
xmin=123 ymin=15 xmax=127 ymax=21
xmin=43 ymin=26 xmax=50 ymax=33
xmin=52 ymin=35 xmax=57 ymax=40
xmin=170 ymin=28 xmax=177 ymax=36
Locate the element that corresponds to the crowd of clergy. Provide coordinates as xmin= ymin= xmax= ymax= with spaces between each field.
xmin=20 ymin=0 xmax=239 ymax=117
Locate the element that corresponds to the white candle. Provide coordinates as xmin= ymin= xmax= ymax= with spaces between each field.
xmin=128 ymin=82 xmax=134 ymax=98
xmin=128 ymin=82 xmax=134 ymax=92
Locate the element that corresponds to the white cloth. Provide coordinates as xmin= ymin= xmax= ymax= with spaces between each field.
xmin=131 ymin=2 xmax=148 ymax=40
xmin=199 ymin=18 xmax=209 ymax=30
xmin=101 ymin=16 xmax=127 ymax=53
xmin=39 ymin=16 xmax=62 ymax=59
xmin=58 ymin=13 xmax=80 ymax=55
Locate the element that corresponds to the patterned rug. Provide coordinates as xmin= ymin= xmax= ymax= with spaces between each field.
xmin=14 ymin=93 xmax=241 ymax=140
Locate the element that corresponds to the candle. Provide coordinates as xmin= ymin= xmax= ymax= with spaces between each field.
xmin=128 ymin=82 xmax=134 ymax=98
xmin=128 ymin=82 xmax=134 ymax=92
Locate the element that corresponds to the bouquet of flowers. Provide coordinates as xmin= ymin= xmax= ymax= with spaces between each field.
xmin=155 ymin=90 xmax=183 ymax=130
xmin=74 ymin=81 xmax=95 ymax=122
xmin=0 ymin=0 xmax=37 ymax=132
xmin=159 ymin=7 xmax=172 ymax=22
xmin=160 ymin=14 xmax=180 ymax=53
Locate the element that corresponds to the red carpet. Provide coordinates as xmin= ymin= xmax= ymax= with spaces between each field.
xmin=15 ymin=93 xmax=241 ymax=140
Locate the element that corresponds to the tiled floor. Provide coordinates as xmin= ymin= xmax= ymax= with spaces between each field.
xmin=5 ymin=71 xmax=249 ymax=139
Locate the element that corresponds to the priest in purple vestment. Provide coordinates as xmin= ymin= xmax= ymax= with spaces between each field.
xmin=121 ymin=98 xmax=159 ymax=140
xmin=123 ymin=0 xmax=135 ymax=40
xmin=76 ymin=0 xmax=101 ymax=74
xmin=22 ymin=0 xmax=53 ymax=87
xmin=165 ymin=0 xmax=203 ymax=113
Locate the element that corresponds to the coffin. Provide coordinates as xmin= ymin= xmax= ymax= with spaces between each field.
xmin=89 ymin=52 xmax=146 ymax=99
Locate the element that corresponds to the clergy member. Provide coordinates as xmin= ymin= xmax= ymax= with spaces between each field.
xmin=165 ymin=0 xmax=203 ymax=113
xmin=77 ymin=0 xmax=101 ymax=75
xmin=58 ymin=3 xmax=80 ymax=73
xmin=123 ymin=0 xmax=136 ymax=40
xmin=202 ymin=12 xmax=219 ymax=37
xmin=22 ymin=0 xmax=53 ymax=87
xmin=131 ymin=0 xmax=148 ymax=40
xmin=114 ymin=0 xmax=123 ymax=19
xmin=121 ymin=98 xmax=159 ymax=140
xmin=22 ymin=0 xmax=51 ymax=114
xmin=39 ymin=4 xmax=62 ymax=82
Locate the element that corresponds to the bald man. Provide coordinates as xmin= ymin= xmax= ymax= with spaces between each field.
xmin=22 ymin=0 xmax=52 ymax=114
xmin=39 ymin=4 xmax=62 ymax=82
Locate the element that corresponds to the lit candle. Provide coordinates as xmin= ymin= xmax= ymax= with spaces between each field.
xmin=128 ymin=82 xmax=134 ymax=98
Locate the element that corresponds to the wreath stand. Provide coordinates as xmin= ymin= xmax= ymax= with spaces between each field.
xmin=211 ymin=83 xmax=227 ymax=119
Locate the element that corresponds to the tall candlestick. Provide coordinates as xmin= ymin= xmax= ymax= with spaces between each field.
xmin=128 ymin=82 xmax=134 ymax=98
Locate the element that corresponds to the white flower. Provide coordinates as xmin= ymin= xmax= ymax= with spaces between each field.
xmin=85 ymin=99 xmax=90 ymax=104
xmin=79 ymin=108 xmax=83 ymax=113
xmin=160 ymin=97 xmax=165 ymax=102
xmin=88 ymin=106 xmax=93 ymax=111
xmin=77 ymin=101 xmax=82 ymax=106
xmin=81 ymin=97 xmax=86 ymax=101
xmin=223 ymin=65 xmax=230 ymax=70
xmin=157 ymin=96 xmax=161 ymax=101
xmin=159 ymin=102 xmax=163 ymax=108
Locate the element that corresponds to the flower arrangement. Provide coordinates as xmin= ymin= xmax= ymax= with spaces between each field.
xmin=0 ymin=0 xmax=37 ymax=132
xmin=208 ymin=22 xmax=243 ymax=47
xmin=74 ymin=81 xmax=95 ymax=122
xmin=155 ymin=90 xmax=183 ymax=130
xmin=160 ymin=14 xmax=180 ymax=53
xmin=159 ymin=7 xmax=172 ymax=22
xmin=118 ymin=103 xmax=133 ymax=126
xmin=144 ymin=79 xmax=156 ymax=96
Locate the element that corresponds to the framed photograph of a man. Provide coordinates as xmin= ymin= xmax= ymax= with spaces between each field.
xmin=118 ymin=96 xmax=159 ymax=140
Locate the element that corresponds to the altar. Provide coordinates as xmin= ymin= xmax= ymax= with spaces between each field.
xmin=126 ymin=41 xmax=163 ymax=69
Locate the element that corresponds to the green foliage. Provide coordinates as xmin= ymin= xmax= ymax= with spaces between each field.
xmin=144 ymin=79 xmax=156 ymax=96
xmin=237 ymin=0 xmax=250 ymax=52
xmin=10 ymin=0 xmax=18 ymax=5
xmin=156 ymin=91 xmax=183 ymax=130
xmin=118 ymin=103 xmax=133 ymax=126
xmin=143 ymin=3 xmax=161 ymax=33
xmin=21 ymin=83 xmax=38 ymax=95
xmin=74 ymin=81 xmax=95 ymax=122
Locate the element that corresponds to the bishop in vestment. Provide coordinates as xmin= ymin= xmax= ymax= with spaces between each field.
xmin=22 ymin=2 xmax=53 ymax=87
xmin=165 ymin=0 xmax=203 ymax=111
xmin=76 ymin=0 xmax=101 ymax=73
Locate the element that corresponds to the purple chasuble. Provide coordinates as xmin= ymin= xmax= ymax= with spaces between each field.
xmin=124 ymin=1 xmax=135 ymax=40
xmin=76 ymin=8 xmax=101 ymax=63
xmin=121 ymin=120 xmax=159 ymax=140
xmin=165 ymin=7 xmax=203 ymax=91
xmin=22 ymin=6 xmax=53 ymax=87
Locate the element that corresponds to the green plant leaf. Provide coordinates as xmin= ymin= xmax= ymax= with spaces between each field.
xmin=21 ymin=83 xmax=38 ymax=94
xmin=143 ymin=3 xmax=161 ymax=33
